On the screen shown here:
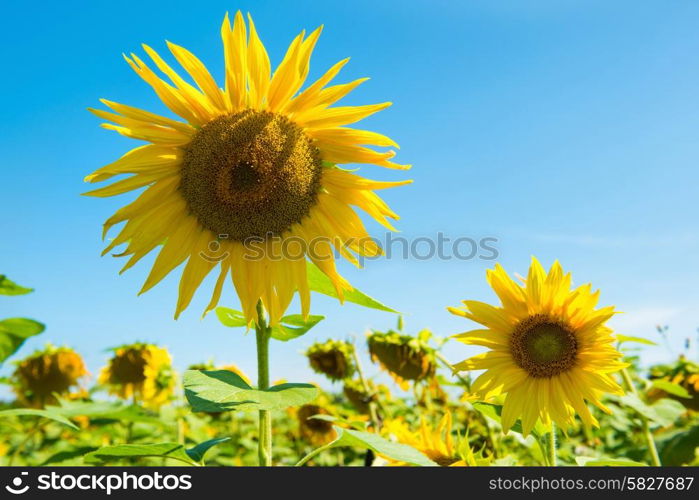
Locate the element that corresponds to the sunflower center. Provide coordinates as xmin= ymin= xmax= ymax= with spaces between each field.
xmin=180 ymin=110 xmax=323 ymax=241
xmin=510 ymin=314 xmax=578 ymax=378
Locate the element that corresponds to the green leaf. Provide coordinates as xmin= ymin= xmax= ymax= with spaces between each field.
xmin=619 ymin=394 xmax=685 ymax=427
xmin=616 ymin=335 xmax=657 ymax=346
xmin=306 ymin=261 xmax=398 ymax=313
xmin=312 ymin=427 xmax=436 ymax=466
xmin=46 ymin=399 xmax=165 ymax=426
xmin=41 ymin=447 xmax=99 ymax=466
xmin=270 ymin=314 xmax=324 ymax=341
xmin=650 ymin=380 xmax=692 ymax=399
xmin=575 ymin=457 xmax=648 ymax=466
xmin=0 ymin=318 xmax=45 ymax=363
xmin=184 ymin=370 xmax=318 ymax=413
xmin=185 ymin=437 xmax=230 ymax=463
xmin=0 ymin=275 xmax=33 ymax=296
xmin=658 ymin=425 xmax=699 ymax=465
xmin=0 ymin=408 xmax=78 ymax=430
xmin=215 ymin=307 xmax=249 ymax=328
xmin=651 ymin=398 xmax=686 ymax=426
xmin=84 ymin=443 xmax=195 ymax=465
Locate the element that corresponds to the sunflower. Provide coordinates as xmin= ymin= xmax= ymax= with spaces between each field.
xmin=84 ymin=12 xmax=410 ymax=325
xmin=383 ymin=411 xmax=486 ymax=466
xmin=12 ymin=345 xmax=88 ymax=407
xmin=306 ymin=339 xmax=355 ymax=381
xmin=449 ymin=257 xmax=627 ymax=435
xmin=99 ymin=343 xmax=176 ymax=408
xmin=296 ymin=404 xmax=337 ymax=446
xmin=343 ymin=378 xmax=376 ymax=414
xmin=367 ymin=329 xmax=436 ymax=389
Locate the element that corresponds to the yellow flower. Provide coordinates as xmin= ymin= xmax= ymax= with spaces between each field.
xmin=12 ymin=345 xmax=88 ymax=407
xmin=84 ymin=11 xmax=410 ymax=325
xmin=367 ymin=329 xmax=436 ymax=389
xmin=306 ymin=339 xmax=355 ymax=381
xmin=99 ymin=343 xmax=176 ymax=408
xmin=449 ymin=257 xmax=627 ymax=435
xmin=383 ymin=412 xmax=485 ymax=466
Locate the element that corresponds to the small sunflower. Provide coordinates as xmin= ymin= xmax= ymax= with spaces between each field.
xmin=449 ymin=257 xmax=627 ymax=435
xmin=297 ymin=404 xmax=337 ymax=446
xmin=84 ymin=11 xmax=410 ymax=325
xmin=383 ymin=411 xmax=486 ymax=466
xmin=367 ymin=329 xmax=436 ymax=389
xmin=12 ymin=345 xmax=88 ymax=407
xmin=99 ymin=343 xmax=176 ymax=408
xmin=306 ymin=339 xmax=356 ymax=381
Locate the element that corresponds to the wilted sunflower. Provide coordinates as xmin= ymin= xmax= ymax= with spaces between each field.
xmin=84 ymin=11 xmax=410 ymax=325
xmin=383 ymin=412 xmax=487 ymax=466
xmin=99 ymin=343 xmax=176 ymax=408
xmin=343 ymin=378 xmax=376 ymax=414
xmin=296 ymin=404 xmax=336 ymax=446
xmin=449 ymin=257 xmax=627 ymax=435
xmin=367 ymin=329 xmax=436 ymax=389
xmin=306 ymin=339 xmax=355 ymax=381
xmin=12 ymin=345 xmax=88 ymax=407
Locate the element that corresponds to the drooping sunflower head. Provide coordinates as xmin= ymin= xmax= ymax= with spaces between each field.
xmin=367 ymin=329 xmax=436 ymax=388
xmin=342 ymin=378 xmax=375 ymax=414
xmin=84 ymin=11 xmax=410 ymax=325
xmin=99 ymin=343 xmax=176 ymax=408
xmin=449 ymin=257 xmax=628 ymax=435
xmin=383 ymin=411 xmax=487 ymax=466
xmin=296 ymin=404 xmax=336 ymax=446
xmin=306 ymin=339 xmax=356 ymax=381
xmin=12 ymin=345 xmax=88 ymax=407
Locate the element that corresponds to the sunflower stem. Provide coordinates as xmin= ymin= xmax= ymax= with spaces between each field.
xmin=255 ymin=300 xmax=273 ymax=467
xmin=620 ymin=367 xmax=661 ymax=466
xmin=547 ymin=422 xmax=557 ymax=466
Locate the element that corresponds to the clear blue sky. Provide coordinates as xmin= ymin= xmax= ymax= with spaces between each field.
xmin=1 ymin=0 xmax=698 ymax=393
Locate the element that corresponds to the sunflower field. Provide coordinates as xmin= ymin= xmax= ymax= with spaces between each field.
xmin=1 ymin=6 xmax=699 ymax=470
xmin=1 ymin=267 xmax=698 ymax=467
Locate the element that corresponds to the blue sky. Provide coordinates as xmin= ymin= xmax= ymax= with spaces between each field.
xmin=1 ymin=0 xmax=698 ymax=394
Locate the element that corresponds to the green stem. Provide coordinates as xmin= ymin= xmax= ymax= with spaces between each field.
xmin=255 ymin=300 xmax=272 ymax=467
xmin=621 ymin=367 xmax=661 ymax=466
xmin=351 ymin=346 xmax=382 ymax=431
xmin=295 ymin=441 xmax=335 ymax=467
xmin=547 ymin=422 xmax=557 ymax=466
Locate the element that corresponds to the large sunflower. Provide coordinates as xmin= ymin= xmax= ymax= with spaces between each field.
xmin=84 ymin=12 xmax=410 ymax=325
xmin=449 ymin=258 xmax=627 ymax=435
